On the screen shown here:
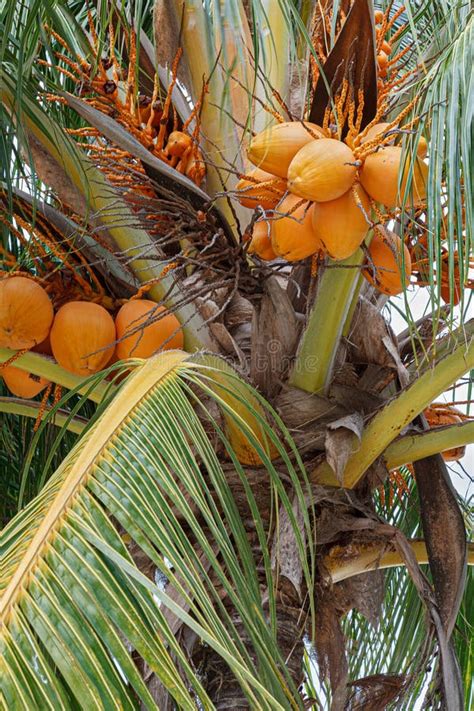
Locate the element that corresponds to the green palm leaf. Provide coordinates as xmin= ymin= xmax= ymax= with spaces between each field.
xmin=0 ymin=351 xmax=314 ymax=710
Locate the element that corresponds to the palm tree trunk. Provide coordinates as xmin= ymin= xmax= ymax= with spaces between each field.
xmin=198 ymin=588 xmax=305 ymax=710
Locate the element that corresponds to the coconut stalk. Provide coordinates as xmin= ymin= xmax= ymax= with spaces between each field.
xmin=384 ymin=420 xmax=474 ymax=470
xmin=313 ymin=320 xmax=474 ymax=487
xmin=289 ymin=248 xmax=365 ymax=393
xmin=154 ymin=0 xmax=253 ymax=236
xmin=0 ymin=397 xmax=87 ymax=434
xmin=0 ymin=349 xmax=111 ymax=403
xmin=326 ymin=540 xmax=474 ymax=584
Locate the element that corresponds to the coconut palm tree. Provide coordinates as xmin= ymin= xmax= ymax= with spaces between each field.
xmin=0 ymin=0 xmax=473 ymax=708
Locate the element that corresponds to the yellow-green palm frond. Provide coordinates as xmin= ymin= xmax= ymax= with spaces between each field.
xmin=0 ymin=351 xmax=315 ymax=710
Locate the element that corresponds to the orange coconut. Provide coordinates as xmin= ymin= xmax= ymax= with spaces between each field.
xmin=165 ymin=131 xmax=192 ymax=157
xmin=1 ymin=366 xmax=50 ymax=398
xmin=185 ymin=150 xmax=206 ymax=185
xmin=363 ymin=228 xmax=412 ymax=295
xmin=440 ymin=263 xmax=462 ymax=305
xmin=115 ymin=299 xmax=184 ymax=360
xmin=374 ymin=10 xmax=385 ymax=23
xmin=360 ymin=146 xmax=428 ymax=207
xmin=50 ymin=301 xmax=115 ymax=376
xmin=416 ymin=135 xmax=428 ymax=158
xmin=311 ymin=184 xmax=371 ymax=260
xmin=235 ymin=168 xmax=286 ymax=210
xmin=2 ymin=334 xmax=54 ymax=398
xmin=247 ymin=222 xmax=277 ymax=261
xmin=377 ymin=51 xmax=389 ymax=73
xmin=247 ymin=121 xmax=325 ymax=178
xmin=360 ymin=122 xmax=393 ymax=145
xmin=288 ymin=138 xmax=357 ymax=202
xmin=424 ymin=404 xmax=466 ymax=461
xmin=271 ymin=194 xmax=320 ymax=262
xmin=0 ymin=276 xmax=54 ymax=350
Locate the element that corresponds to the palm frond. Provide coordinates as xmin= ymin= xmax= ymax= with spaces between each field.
xmin=0 ymin=351 xmax=315 ymax=709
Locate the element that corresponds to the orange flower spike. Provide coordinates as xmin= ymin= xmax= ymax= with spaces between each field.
xmin=87 ymin=10 xmax=99 ymax=54
xmin=387 ymin=44 xmax=411 ymax=68
xmin=389 ymin=21 xmax=409 ymax=47
xmin=322 ymin=106 xmax=332 ymax=134
xmin=126 ymin=29 xmax=138 ymax=113
xmin=53 ymin=383 xmax=63 ymax=410
xmin=160 ymin=261 xmax=179 ymax=278
xmin=156 ymin=48 xmax=183 ymax=152
xmin=108 ymin=22 xmax=121 ymax=85
xmin=376 ymin=14 xmax=390 ymax=53
xmin=33 ymin=383 xmax=53 ymax=432
xmin=385 ymin=5 xmax=407 ymax=34
xmin=388 ymin=481 xmax=394 ymax=509
xmin=0 ymin=348 xmax=29 ymax=370
xmin=334 ymin=78 xmax=350 ymax=138
xmin=52 ymin=52 xmax=91 ymax=80
xmin=271 ymin=88 xmax=293 ymax=120
xmin=378 ymin=484 xmax=386 ymax=508
xmin=37 ymin=60 xmax=80 ymax=84
xmin=45 ymin=25 xmax=91 ymax=75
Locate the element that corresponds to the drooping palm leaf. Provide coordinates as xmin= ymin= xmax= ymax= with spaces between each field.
xmin=0 ymin=351 xmax=315 ymax=710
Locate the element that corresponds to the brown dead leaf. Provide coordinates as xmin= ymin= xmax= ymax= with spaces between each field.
xmin=251 ymin=277 xmax=300 ymax=398
xmin=271 ymin=496 xmax=306 ymax=598
xmin=348 ymin=298 xmax=397 ymax=368
xmin=325 ymin=413 xmax=364 ymax=483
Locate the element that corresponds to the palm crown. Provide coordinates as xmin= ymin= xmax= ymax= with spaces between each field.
xmin=0 ymin=0 xmax=473 ymax=709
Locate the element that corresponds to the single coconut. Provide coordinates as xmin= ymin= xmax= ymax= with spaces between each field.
xmin=424 ymin=404 xmax=466 ymax=461
xmin=247 ymin=121 xmax=325 ymax=178
xmin=363 ymin=227 xmax=412 ymax=295
xmin=271 ymin=194 xmax=320 ymax=262
xmin=288 ymin=138 xmax=357 ymax=202
xmin=0 ymin=276 xmax=53 ymax=350
xmin=115 ymin=299 xmax=184 ymax=360
xmin=360 ymin=146 xmax=428 ymax=207
xmin=247 ymin=222 xmax=277 ymax=261
xmin=2 ymin=366 xmax=49 ymax=398
xmin=312 ymin=184 xmax=371 ymax=260
xmin=50 ymin=301 xmax=115 ymax=376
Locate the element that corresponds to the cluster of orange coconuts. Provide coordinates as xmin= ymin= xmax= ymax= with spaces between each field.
xmin=0 ymin=276 xmax=183 ymax=399
xmin=237 ymin=118 xmax=428 ymax=296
